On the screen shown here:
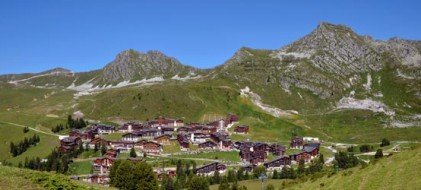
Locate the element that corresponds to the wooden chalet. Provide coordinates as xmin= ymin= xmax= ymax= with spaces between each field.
xmin=198 ymin=141 xmax=217 ymax=150
xmin=263 ymin=156 xmax=291 ymax=170
xmin=303 ymin=143 xmax=320 ymax=157
xmin=142 ymin=141 xmax=163 ymax=154
xmin=219 ymin=139 xmax=233 ymax=151
xmin=105 ymin=149 xmax=118 ymax=158
xmin=290 ymin=136 xmax=304 ymax=149
xmin=227 ymin=114 xmax=239 ymax=123
xmin=91 ymin=124 xmax=115 ymax=135
xmin=290 ymin=152 xmax=311 ymax=163
xmin=88 ymin=137 xmax=109 ymax=149
xmin=59 ymin=136 xmax=81 ymax=153
xmin=161 ymin=127 xmax=175 ymax=135
xmin=109 ymin=141 xmax=134 ymax=152
xmin=118 ymin=123 xmax=144 ymax=133
xmin=195 ymin=162 xmax=227 ymax=176
xmin=241 ymin=164 xmax=256 ymax=173
xmin=69 ymin=129 xmax=94 ymax=142
xmin=154 ymin=134 xmax=171 ymax=145
xmin=269 ymin=144 xmax=286 ymax=156
xmin=234 ymin=125 xmax=249 ymax=134
xmin=210 ymin=132 xmax=229 ymax=143
xmin=93 ymin=157 xmax=114 ymax=175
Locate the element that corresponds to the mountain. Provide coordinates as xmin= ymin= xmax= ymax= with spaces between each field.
xmin=1 ymin=49 xmax=202 ymax=89
xmin=1 ymin=22 xmax=420 ymax=129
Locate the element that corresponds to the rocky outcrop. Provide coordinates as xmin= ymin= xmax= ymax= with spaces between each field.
xmin=101 ymin=49 xmax=197 ymax=84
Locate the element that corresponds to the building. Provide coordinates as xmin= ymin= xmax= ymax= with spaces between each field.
xmin=290 ymin=152 xmax=311 ymax=163
xmin=269 ymin=144 xmax=286 ymax=156
xmin=234 ymin=125 xmax=249 ymax=134
xmin=290 ymin=136 xmax=304 ymax=149
xmin=59 ymin=136 xmax=81 ymax=153
xmin=263 ymin=156 xmax=291 ymax=170
xmin=93 ymin=157 xmax=114 ymax=175
xmin=303 ymin=143 xmax=320 ymax=157
xmin=88 ymin=137 xmax=109 ymax=149
xmin=91 ymin=124 xmax=115 ymax=135
xmin=142 ymin=141 xmax=163 ymax=154
xmin=154 ymin=134 xmax=171 ymax=145
xmin=198 ymin=141 xmax=217 ymax=150
xmin=195 ymin=162 xmax=227 ymax=176
xmin=219 ymin=139 xmax=233 ymax=151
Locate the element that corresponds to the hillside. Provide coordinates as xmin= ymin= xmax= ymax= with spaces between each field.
xmin=0 ymin=22 xmax=419 ymax=145
xmin=285 ymin=146 xmax=421 ymax=190
xmin=0 ymin=165 xmax=114 ymax=190
xmin=209 ymin=146 xmax=421 ymax=190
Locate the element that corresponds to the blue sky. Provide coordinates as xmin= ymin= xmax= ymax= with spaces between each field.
xmin=0 ymin=0 xmax=420 ymax=74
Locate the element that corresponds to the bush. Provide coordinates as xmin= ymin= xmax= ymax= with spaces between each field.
xmin=374 ymin=149 xmax=383 ymax=159
xmin=359 ymin=145 xmax=373 ymax=153
xmin=380 ymin=138 xmax=390 ymax=147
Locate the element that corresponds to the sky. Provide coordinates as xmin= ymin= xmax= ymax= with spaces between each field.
xmin=0 ymin=0 xmax=420 ymax=74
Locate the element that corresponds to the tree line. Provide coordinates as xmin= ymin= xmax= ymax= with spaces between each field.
xmin=51 ymin=115 xmax=88 ymax=133
xmin=9 ymin=134 xmax=40 ymax=157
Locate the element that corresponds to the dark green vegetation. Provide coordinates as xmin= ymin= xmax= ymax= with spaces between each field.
xmin=9 ymin=134 xmax=40 ymax=157
xmin=0 ymin=165 xmax=110 ymax=190
xmin=109 ymin=160 xmax=158 ymax=190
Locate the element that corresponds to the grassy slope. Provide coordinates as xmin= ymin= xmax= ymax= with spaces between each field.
xmin=0 ymin=123 xmax=59 ymax=165
xmin=209 ymin=146 xmax=421 ymax=190
xmin=0 ymin=165 xmax=114 ymax=190
xmin=286 ymin=146 xmax=421 ymax=190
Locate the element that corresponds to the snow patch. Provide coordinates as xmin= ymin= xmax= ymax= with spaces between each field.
xmin=240 ymin=86 xmax=298 ymax=117
xmin=336 ymin=97 xmax=395 ymax=116
xmin=171 ymin=75 xmax=202 ymax=81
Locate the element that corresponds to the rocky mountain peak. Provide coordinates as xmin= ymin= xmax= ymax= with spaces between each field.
xmin=41 ymin=67 xmax=73 ymax=75
xmin=100 ymin=49 xmax=196 ymax=84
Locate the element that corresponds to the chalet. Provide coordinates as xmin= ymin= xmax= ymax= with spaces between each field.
xmin=69 ymin=129 xmax=94 ymax=142
xmin=109 ymin=141 xmax=134 ymax=152
xmin=211 ymin=132 xmax=229 ymax=143
xmin=140 ymin=128 xmax=162 ymax=139
xmin=199 ymin=141 xmax=217 ymax=150
xmin=122 ymin=132 xmax=142 ymax=142
xmin=59 ymin=136 xmax=81 ymax=153
xmin=219 ymin=139 xmax=233 ymax=151
xmin=227 ymin=114 xmax=239 ymax=124
xmin=154 ymin=134 xmax=171 ymax=145
xmin=92 ymin=124 xmax=115 ymax=135
xmin=105 ymin=149 xmax=118 ymax=158
xmin=263 ymin=156 xmax=291 ymax=170
xmin=303 ymin=137 xmax=320 ymax=143
xmin=303 ymin=143 xmax=320 ymax=157
xmin=134 ymin=140 xmax=147 ymax=149
xmin=177 ymin=126 xmax=190 ymax=133
xmin=88 ymin=137 xmax=109 ymax=149
xmin=240 ymin=148 xmax=267 ymax=165
xmin=195 ymin=162 xmax=227 ymax=176
xmin=119 ymin=123 xmax=144 ymax=133
xmin=208 ymin=119 xmax=226 ymax=130
xmin=161 ymin=127 xmax=175 ymax=135
xmin=149 ymin=116 xmax=184 ymax=128
xmin=269 ymin=144 xmax=286 ymax=156
xmin=142 ymin=141 xmax=163 ymax=154
xmin=290 ymin=136 xmax=304 ymax=149
xmin=93 ymin=157 xmax=114 ymax=175
xmin=190 ymin=132 xmax=210 ymax=144
xmin=177 ymin=133 xmax=190 ymax=150
xmin=290 ymin=152 xmax=311 ymax=163
xmin=252 ymin=142 xmax=269 ymax=152
xmin=234 ymin=125 xmax=249 ymax=134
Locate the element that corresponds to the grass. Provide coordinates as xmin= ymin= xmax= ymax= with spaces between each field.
xmin=210 ymin=179 xmax=285 ymax=190
xmin=0 ymin=165 xmax=112 ymax=190
xmin=163 ymin=141 xmax=181 ymax=154
xmin=284 ymin=146 xmax=421 ymax=190
xmin=174 ymin=151 xmax=241 ymax=162
xmin=0 ymin=123 xmax=59 ymax=165
xmin=69 ymin=160 xmax=93 ymax=175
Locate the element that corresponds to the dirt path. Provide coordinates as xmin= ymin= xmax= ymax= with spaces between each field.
xmin=0 ymin=121 xmax=59 ymax=137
